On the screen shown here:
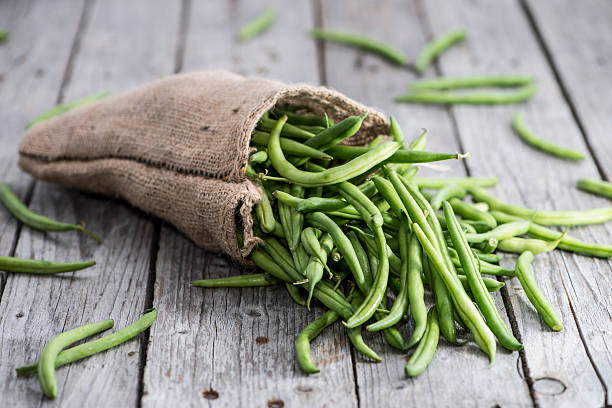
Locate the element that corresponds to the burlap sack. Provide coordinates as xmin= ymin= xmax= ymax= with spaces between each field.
xmin=18 ymin=71 xmax=388 ymax=261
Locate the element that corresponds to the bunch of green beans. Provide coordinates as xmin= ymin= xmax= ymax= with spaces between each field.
xmin=192 ymin=109 xmax=612 ymax=378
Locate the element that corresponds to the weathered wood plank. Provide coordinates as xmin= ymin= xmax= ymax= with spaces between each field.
xmin=422 ymin=0 xmax=611 ymax=406
xmin=141 ymin=1 xmax=358 ymax=407
xmin=520 ymin=0 xmax=612 ymax=402
xmin=319 ymin=1 xmax=533 ymax=407
xmin=0 ymin=0 xmax=181 ymax=406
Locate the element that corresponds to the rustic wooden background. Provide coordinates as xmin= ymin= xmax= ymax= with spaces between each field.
xmin=0 ymin=0 xmax=610 ymax=407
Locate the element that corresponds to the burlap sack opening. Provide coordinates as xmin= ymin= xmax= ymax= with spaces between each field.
xmin=18 ymin=71 xmax=389 ymax=261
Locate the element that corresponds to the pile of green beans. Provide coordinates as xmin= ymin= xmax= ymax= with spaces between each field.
xmin=191 ymin=109 xmax=612 ymax=378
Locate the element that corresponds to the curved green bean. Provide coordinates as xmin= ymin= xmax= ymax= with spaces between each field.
xmin=346 ymin=295 xmax=382 ymax=361
xmin=430 ymin=184 xmax=466 ymax=210
xmin=470 ymin=187 xmax=612 ymax=226
xmin=449 ymin=197 xmax=497 ymax=229
xmin=497 ymin=229 xmax=567 ymax=255
xmin=0 ymin=256 xmax=95 ymax=274
xmin=513 ymin=113 xmax=584 ymax=161
xmin=405 ymin=307 xmax=440 ymax=376
xmin=237 ymin=6 xmax=277 ymax=42
xmin=515 ymin=251 xmax=563 ymax=331
xmin=0 ymin=183 xmax=101 ymax=242
xmin=414 ymin=29 xmax=467 ymax=74
xmin=410 ymin=75 xmax=534 ymax=90
xmin=577 ymin=178 xmax=612 ymax=200
xmin=464 ymin=220 xmax=531 ymax=243
xmin=304 ymin=114 xmax=367 ymax=150
xmin=38 ymin=319 xmax=115 ymax=398
xmin=395 ymin=83 xmax=536 ymax=105
xmin=251 ymin=131 xmax=332 ymax=159
xmin=192 ymin=273 xmax=280 ymax=288
xmin=296 ymin=310 xmax=339 ymax=374
xmin=18 ymin=309 xmax=157 ymax=377
xmin=310 ymin=28 xmax=407 ymax=65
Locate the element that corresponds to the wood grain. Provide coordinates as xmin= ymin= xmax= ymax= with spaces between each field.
xmin=0 ymin=0 xmax=180 ymax=406
xmin=421 ymin=0 xmax=610 ymax=406
xmin=319 ymin=1 xmax=532 ymax=406
xmin=141 ymin=1 xmax=358 ymax=407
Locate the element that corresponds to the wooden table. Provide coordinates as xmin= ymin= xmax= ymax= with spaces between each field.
xmin=0 ymin=1 xmax=610 ymax=407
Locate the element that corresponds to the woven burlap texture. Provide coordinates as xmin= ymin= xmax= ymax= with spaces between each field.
xmin=18 ymin=71 xmax=388 ymax=261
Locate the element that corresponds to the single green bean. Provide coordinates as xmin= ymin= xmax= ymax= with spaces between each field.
xmin=346 ymin=295 xmax=382 ymax=361
xmin=28 ymin=91 xmax=110 ymax=128
xmin=405 ymin=307 xmax=440 ymax=376
xmin=389 ymin=115 xmax=404 ymax=143
xmin=18 ymin=309 xmax=157 ymax=377
xmin=337 ymin=181 xmax=383 ymax=228
xmin=296 ymin=310 xmax=340 ymax=374
xmin=0 ymin=29 xmax=9 ymax=43
xmin=513 ymin=113 xmax=584 ymax=161
xmin=304 ymin=234 xmax=333 ymax=308
xmin=251 ymin=131 xmax=332 ymax=159
xmin=395 ymin=83 xmax=537 ymax=105
xmin=405 ymin=233 xmax=427 ymax=348
xmin=256 ymin=186 xmax=276 ymax=234
xmin=289 ymin=184 xmax=305 ymax=250
xmin=326 ymin=145 xmax=461 ymax=163
xmin=414 ymin=177 xmax=498 ymax=189
xmin=237 ymin=6 xmax=277 ymax=42
xmin=38 ymin=319 xmax=115 ymax=398
xmin=249 ymin=150 xmax=268 ymax=164
xmin=347 ymin=231 xmax=373 ymax=289
xmin=0 ymin=257 xmax=95 ymax=274
xmin=577 ymin=178 xmax=612 ymax=200
xmin=258 ymin=116 xmax=315 ymax=140
xmin=269 ymin=116 xmax=401 ymax=186
xmin=304 ymin=114 xmax=367 ymax=150
xmin=279 ymin=111 xmax=329 ymax=127
xmin=372 ymin=176 xmax=408 ymax=218
xmin=464 ymin=220 xmax=531 ymax=243
xmin=470 ymin=187 xmax=612 ymax=226
xmin=497 ymin=230 xmax=567 ymax=255
xmin=444 ymin=201 xmax=522 ymax=351
xmin=426 ymin=251 xmax=457 ymax=344
xmin=491 ymin=210 xmax=612 ymax=258
xmin=285 ymin=283 xmax=307 ymax=307
xmin=430 ymin=184 xmax=466 ymax=210
xmin=298 ymin=197 xmax=349 ymax=212
xmin=310 ymin=28 xmax=407 ymax=65
xmin=407 ymin=128 xmax=428 ymax=151
xmin=410 ymin=75 xmax=535 ymax=90
xmin=515 ymin=251 xmax=563 ymax=331
xmin=301 ymin=228 xmax=330 ymax=274
xmin=192 ymin=273 xmax=280 ymax=288
xmin=368 ymin=135 xmax=385 ymax=148
xmin=0 ymin=183 xmax=101 ymax=242
xmin=414 ymin=29 xmax=467 ymax=74
xmin=448 ymin=197 xmax=497 ymax=229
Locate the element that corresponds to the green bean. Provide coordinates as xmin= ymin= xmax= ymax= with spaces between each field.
xmin=309 ymin=28 xmax=407 ymax=65
xmin=515 ymin=251 xmax=563 ymax=331
xmin=249 ymin=151 xmax=268 ymax=164
xmin=414 ymin=29 xmax=467 ymax=75
xmin=464 ymin=220 xmax=531 ymax=243
xmin=430 ymin=184 xmax=466 ymax=210
xmin=372 ymin=176 xmax=407 ymax=218
xmin=482 ymin=237 xmax=499 ymax=254
xmin=414 ymin=223 xmax=496 ymax=363
xmin=395 ymin=83 xmax=536 ymax=105
xmin=407 ymin=128 xmax=428 ymax=151
xmin=338 ymin=181 xmax=383 ymax=228
xmin=347 ymin=231 xmax=373 ymax=288
xmin=414 ymin=177 xmax=498 ymax=189
xmin=426 ymin=253 xmax=457 ymax=344
xmin=472 ymin=251 xmax=501 ymax=264
xmin=0 ymin=257 xmax=95 ymax=274
xmin=289 ymin=185 xmax=305 ymax=250
xmin=296 ymin=310 xmax=340 ymax=374
xmin=346 ymin=295 xmax=382 ymax=361
xmin=301 ymin=228 xmax=330 ymax=273
xmin=38 ymin=319 xmax=115 ymax=398
xmin=389 ymin=115 xmax=404 ymax=143
xmin=470 ymin=187 xmax=612 ymax=226
xmin=192 ymin=273 xmax=280 ymax=288
xmin=296 ymin=125 xmax=326 ymax=133
xmin=448 ymin=251 xmax=514 ymax=277
xmin=405 ymin=234 xmax=427 ymax=348
xmin=305 ymin=212 xmax=366 ymax=291
xmin=269 ymin=116 xmax=401 ymax=186
xmin=262 ymin=238 xmax=296 ymax=278
xmin=258 ymin=116 xmax=315 ymax=140
xmin=299 ymin=197 xmax=349 ymax=212
xmin=28 ymin=91 xmax=110 ymax=128
xmin=251 ymin=131 xmax=332 ymax=159
xmin=237 ymin=6 xmax=277 ymax=41
xmin=368 ymin=135 xmax=385 ymax=148
xmin=367 ymin=218 xmax=411 ymax=331
xmin=497 ymin=229 xmax=567 ymax=255
xmin=0 ymin=183 xmax=101 ymax=242
xmin=279 ymin=111 xmax=329 ymax=127
xmin=405 ymin=307 xmax=440 ymax=376
xmin=255 ymin=187 xmax=276 ymax=234
xmin=577 ymin=178 xmax=612 ymax=200
xmin=491 ymin=210 xmax=612 ymax=258
xmin=444 ymin=201 xmax=522 ymax=351
xmin=304 ymin=234 xmax=333 ymax=308
xmin=513 ymin=113 xmax=584 ymax=161
xmin=285 ymin=283 xmax=307 ymax=307
xmin=326 ymin=145 xmax=461 ymax=163
xmin=304 ymin=114 xmax=367 ymax=150
xmin=472 ymin=202 xmax=489 ymax=212
xmin=410 ymin=75 xmax=535 ymax=90
xmin=245 ymin=165 xmax=288 ymax=182
xmin=447 ymin=197 xmax=497 ymax=229
xmin=18 ymin=309 xmax=157 ymax=377
xmin=0 ymin=29 xmax=9 ymax=43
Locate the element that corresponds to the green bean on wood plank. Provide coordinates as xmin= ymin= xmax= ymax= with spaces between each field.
xmin=0 ymin=257 xmax=95 ymax=274
xmin=577 ymin=178 xmax=612 ymax=200
xmin=414 ymin=29 xmax=467 ymax=74
xmin=395 ymin=82 xmax=536 ymax=105
xmin=237 ymin=6 xmax=277 ymax=42
xmin=410 ymin=75 xmax=534 ymax=90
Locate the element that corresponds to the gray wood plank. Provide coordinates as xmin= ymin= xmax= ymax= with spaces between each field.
xmin=0 ymin=0 xmax=181 ymax=406
xmin=142 ymin=1 xmax=359 ymax=407
xmin=320 ymin=1 xmax=533 ymax=407
xmin=421 ymin=0 xmax=611 ymax=406
xmin=520 ymin=0 xmax=612 ymax=402
xmin=0 ymin=0 xmax=84 ymax=278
